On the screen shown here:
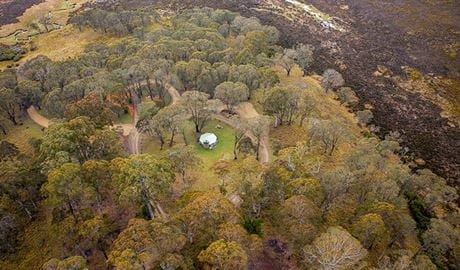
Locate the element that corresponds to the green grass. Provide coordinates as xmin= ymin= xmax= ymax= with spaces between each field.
xmin=0 ymin=118 xmax=44 ymax=155
xmin=142 ymin=119 xmax=235 ymax=190
xmin=118 ymin=113 xmax=133 ymax=124
xmin=191 ymin=120 xmax=235 ymax=168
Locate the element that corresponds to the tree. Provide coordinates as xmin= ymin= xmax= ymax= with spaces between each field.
xmin=19 ymin=55 xmax=52 ymax=92
xmin=0 ymin=141 xmax=19 ymax=161
xmin=422 ymin=219 xmax=460 ymax=269
xmin=0 ymin=87 xmax=21 ymax=125
xmin=303 ymin=226 xmax=367 ymax=270
xmin=181 ymin=91 xmax=218 ymax=132
xmin=295 ymin=43 xmax=314 ymax=74
xmin=286 ymin=178 xmax=325 ymax=206
xmin=356 ymin=110 xmax=373 ymax=126
xmin=215 ymin=82 xmax=249 ymax=112
xmin=198 ymin=240 xmax=248 ymax=270
xmin=228 ymin=116 xmax=249 ymax=160
xmin=175 ymin=191 xmax=240 ymax=244
xmin=228 ymin=64 xmax=260 ymax=92
xmin=46 ymin=60 xmax=81 ymax=90
xmin=111 ymin=154 xmax=174 ymax=219
xmin=216 ymin=222 xmax=263 ymax=257
xmin=65 ymin=94 xmax=117 ymax=128
xmin=243 ymin=30 xmax=270 ymax=55
xmin=108 ymin=219 xmax=186 ymax=269
xmin=0 ymin=160 xmax=44 ymax=220
xmin=246 ymin=116 xmax=270 ymax=161
xmin=308 ymin=119 xmax=350 ymax=155
xmin=279 ymin=195 xmax=321 ymax=246
xmin=41 ymin=163 xmax=97 ymax=220
xmin=174 ymin=59 xmax=210 ymax=91
xmin=167 ymin=145 xmax=201 ymax=182
xmin=151 ymin=104 xmax=187 ymax=147
xmin=0 ymin=70 xmax=17 ymax=89
xmin=404 ymin=169 xmax=457 ymax=211
xmin=219 ymin=157 xmax=263 ymax=217
xmin=257 ymin=67 xmax=280 ymax=89
xmin=158 ymin=253 xmax=190 ymax=270
xmin=262 ymin=84 xmax=302 ymax=126
xmin=16 ymin=80 xmax=43 ymax=108
xmin=298 ymin=92 xmax=316 ymax=127
xmin=276 ymin=48 xmax=298 ymax=76
xmin=280 ymin=195 xmax=321 ymax=226
xmin=0 ymin=115 xmax=10 ymax=135
xmin=78 ymin=215 xmax=111 ymax=258
xmin=336 ymin=87 xmax=358 ymax=107
xmin=0 ymin=208 xmax=18 ymax=254
xmin=62 ymin=79 xmax=87 ymax=103
xmin=321 ymin=69 xmax=344 ymax=92
xmin=42 ymin=256 xmax=87 ymax=270
xmin=90 ymin=128 xmax=126 ymax=160
xmin=40 ymin=116 xmax=124 ymax=163
xmin=350 ymin=213 xmax=390 ymax=255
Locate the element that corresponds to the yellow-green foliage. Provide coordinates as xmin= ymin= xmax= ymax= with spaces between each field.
xmin=0 ymin=217 xmax=78 ymax=270
xmin=198 ymin=239 xmax=248 ymax=270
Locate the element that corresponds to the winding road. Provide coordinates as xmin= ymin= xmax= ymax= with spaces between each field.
xmin=26 ymin=84 xmax=271 ymax=162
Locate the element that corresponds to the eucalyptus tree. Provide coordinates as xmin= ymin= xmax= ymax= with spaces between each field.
xmin=111 ymin=154 xmax=174 ymax=220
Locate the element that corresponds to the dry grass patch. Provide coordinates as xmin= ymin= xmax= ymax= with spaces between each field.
xmin=0 ymin=0 xmax=89 ymax=37
xmin=0 ymin=25 xmax=118 ymax=70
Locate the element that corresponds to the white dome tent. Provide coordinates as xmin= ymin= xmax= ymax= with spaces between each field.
xmin=199 ymin=133 xmax=218 ymax=149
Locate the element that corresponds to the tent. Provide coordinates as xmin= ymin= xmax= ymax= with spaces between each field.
xmin=199 ymin=133 xmax=218 ymax=149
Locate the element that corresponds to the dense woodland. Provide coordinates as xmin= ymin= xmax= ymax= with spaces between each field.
xmin=0 ymin=6 xmax=459 ymax=270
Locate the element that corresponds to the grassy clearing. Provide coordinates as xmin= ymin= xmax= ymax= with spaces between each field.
xmin=141 ymin=119 xmax=235 ymax=191
xmin=0 ymin=0 xmax=89 ymax=37
xmin=118 ymin=113 xmax=133 ymax=124
xmin=0 ymin=118 xmax=44 ymax=155
xmin=1 ymin=25 xmax=118 ymax=70
xmin=26 ymin=26 xmax=116 ymax=61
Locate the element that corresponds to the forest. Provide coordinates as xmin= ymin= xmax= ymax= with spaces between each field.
xmin=0 ymin=4 xmax=459 ymax=270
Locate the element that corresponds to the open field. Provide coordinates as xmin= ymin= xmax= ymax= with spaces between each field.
xmin=1 ymin=25 xmax=117 ymax=70
xmin=0 ymin=0 xmax=89 ymax=37
xmin=0 ymin=117 xmax=44 ymax=155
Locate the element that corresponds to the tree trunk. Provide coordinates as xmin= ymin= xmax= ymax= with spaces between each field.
xmin=233 ymin=139 xmax=238 ymax=160
xmin=169 ymin=130 xmax=176 ymax=147
xmin=98 ymin=242 xmax=108 ymax=260
xmin=0 ymin=125 xmax=6 ymax=135
xmin=159 ymin=136 xmax=164 ymax=150
xmin=16 ymin=200 xmax=32 ymax=219
xmin=67 ymin=201 xmax=77 ymax=221
xmin=7 ymin=113 xmax=17 ymax=125
xmin=256 ymin=140 xmax=261 ymax=161
xmin=143 ymin=196 xmax=155 ymax=220
xmin=181 ymin=129 xmax=188 ymax=146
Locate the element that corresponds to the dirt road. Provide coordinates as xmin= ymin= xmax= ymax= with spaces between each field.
xmin=27 ymin=82 xmax=270 ymax=160
xmin=166 ymin=84 xmax=181 ymax=105
xmin=26 ymin=106 xmax=49 ymax=128
xmin=27 ymin=98 xmax=141 ymax=154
